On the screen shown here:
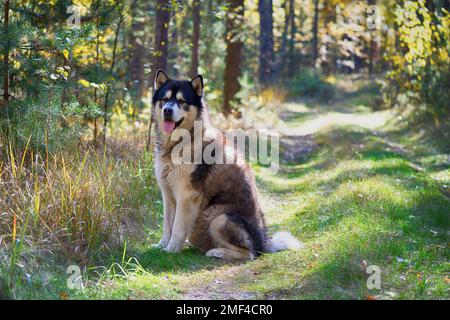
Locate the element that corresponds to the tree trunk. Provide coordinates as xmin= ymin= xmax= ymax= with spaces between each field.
xmin=258 ymin=0 xmax=274 ymax=86
xmin=93 ymin=1 xmax=100 ymax=144
xmin=312 ymin=0 xmax=319 ymax=68
xmin=280 ymin=0 xmax=289 ymax=76
xmin=168 ymin=4 xmax=179 ymax=77
xmin=151 ymin=0 xmax=171 ymax=80
xmin=189 ymin=0 xmax=201 ymax=77
xmin=3 ymin=0 xmax=10 ymax=104
xmin=287 ymin=0 xmax=297 ymax=76
xmin=147 ymin=0 xmax=171 ymax=151
xmin=103 ymin=13 xmax=124 ymax=144
xmin=127 ymin=3 xmax=145 ymax=102
xmin=223 ymin=0 xmax=244 ymax=115
xmin=367 ymin=0 xmax=376 ymax=75
xmin=202 ymin=0 xmax=214 ymax=74
xmin=321 ymin=4 xmax=336 ymax=74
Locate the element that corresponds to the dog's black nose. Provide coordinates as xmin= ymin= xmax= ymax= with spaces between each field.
xmin=163 ymin=107 xmax=173 ymax=117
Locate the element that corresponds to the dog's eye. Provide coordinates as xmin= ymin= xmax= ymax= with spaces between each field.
xmin=159 ymin=98 xmax=168 ymax=108
xmin=178 ymin=99 xmax=185 ymax=104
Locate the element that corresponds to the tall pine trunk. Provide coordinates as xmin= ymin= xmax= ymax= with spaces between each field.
xmin=367 ymin=0 xmax=377 ymax=75
xmin=312 ymin=0 xmax=319 ymax=68
xmin=127 ymin=3 xmax=145 ymax=104
xmin=189 ymin=0 xmax=201 ymax=77
xmin=169 ymin=5 xmax=182 ymax=80
xmin=223 ymin=0 xmax=244 ymax=115
xmin=151 ymin=0 xmax=171 ymax=80
xmin=103 ymin=12 xmax=124 ymax=144
xmin=280 ymin=0 xmax=289 ymax=76
xmin=287 ymin=0 xmax=297 ymax=76
xmin=147 ymin=0 xmax=171 ymax=151
xmin=258 ymin=0 xmax=274 ymax=86
xmin=93 ymin=1 xmax=100 ymax=144
xmin=202 ymin=0 xmax=214 ymax=73
xmin=3 ymin=0 xmax=10 ymax=104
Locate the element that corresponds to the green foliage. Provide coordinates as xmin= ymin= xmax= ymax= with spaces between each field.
xmin=1 ymin=87 xmax=101 ymax=152
xmin=0 ymin=4 xmax=105 ymax=151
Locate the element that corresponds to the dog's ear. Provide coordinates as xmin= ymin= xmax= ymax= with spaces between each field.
xmin=154 ymin=69 xmax=169 ymax=91
xmin=190 ymin=74 xmax=203 ymax=97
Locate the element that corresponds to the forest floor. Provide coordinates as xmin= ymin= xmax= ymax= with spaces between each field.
xmin=76 ymin=78 xmax=449 ymax=300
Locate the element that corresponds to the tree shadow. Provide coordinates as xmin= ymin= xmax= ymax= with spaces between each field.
xmin=134 ymin=247 xmax=227 ymax=274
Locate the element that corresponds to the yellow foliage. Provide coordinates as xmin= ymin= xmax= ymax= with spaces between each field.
xmin=260 ymin=87 xmax=287 ymax=104
xmin=62 ymin=50 xmax=69 ymax=60
xmin=391 ymin=0 xmax=449 ymax=79
xmin=78 ymin=79 xmax=90 ymax=88
xmin=73 ymin=0 xmax=92 ymax=8
xmin=325 ymin=75 xmax=337 ymax=85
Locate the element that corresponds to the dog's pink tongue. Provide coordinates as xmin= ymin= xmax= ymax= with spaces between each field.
xmin=163 ymin=120 xmax=176 ymax=133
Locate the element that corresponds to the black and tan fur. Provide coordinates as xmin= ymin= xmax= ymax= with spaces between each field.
xmin=152 ymin=70 xmax=301 ymax=260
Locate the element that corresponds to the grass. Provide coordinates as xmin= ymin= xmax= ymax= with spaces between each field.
xmin=251 ymin=126 xmax=449 ymax=299
xmin=1 ymin=77 xmax=449 ymax=300
xmin=0 ymin=138 xmax=161 ymax=299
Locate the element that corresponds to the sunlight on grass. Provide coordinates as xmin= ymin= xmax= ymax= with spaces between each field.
xmin=282 ymin=110 xmax=393 ymax=136
xmin=241 ymin=169 xmax=448 ymax=299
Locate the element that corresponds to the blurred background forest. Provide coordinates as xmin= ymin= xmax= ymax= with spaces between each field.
xmin=0 ymin=0 xmax=449 ymax=300
xmin=0 ymin=0 xmax=448 ymax=149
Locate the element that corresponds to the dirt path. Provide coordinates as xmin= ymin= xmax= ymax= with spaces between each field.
xmin=279 ymin=100 xmax=393 ymax=162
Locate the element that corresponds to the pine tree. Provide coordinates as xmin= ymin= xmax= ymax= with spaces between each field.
xmin=223 ymin=0 xmax=244 ymax=115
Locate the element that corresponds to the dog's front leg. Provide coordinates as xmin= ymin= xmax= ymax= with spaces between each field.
xmin=165 ymin=199 xmax=199 ymax=253
xmin=158 ymin=188 xmax=176 ymax=249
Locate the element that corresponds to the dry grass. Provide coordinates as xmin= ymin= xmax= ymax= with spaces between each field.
xmin=0 ymin=136 xmax=160 ymax=296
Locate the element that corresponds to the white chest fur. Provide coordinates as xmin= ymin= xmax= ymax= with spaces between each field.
xmin=155 ymin=154 xmax=201 ymax=202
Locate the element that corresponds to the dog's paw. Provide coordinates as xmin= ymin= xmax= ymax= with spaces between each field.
xmin=205 ymin=249 xmax=225 ymax=259
xmin=155 ymin=237 xmax=170 ymax=249
xmin=164 ymin=240 xmax=184 ymax=253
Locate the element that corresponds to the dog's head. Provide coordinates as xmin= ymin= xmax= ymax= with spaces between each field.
xmin=152 ymin=70 xmax=204 ymax=135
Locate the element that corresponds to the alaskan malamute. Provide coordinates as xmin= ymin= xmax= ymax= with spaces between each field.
xmin=152 ymin=70 xmax=301 ymax=260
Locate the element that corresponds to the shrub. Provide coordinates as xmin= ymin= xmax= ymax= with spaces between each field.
xmin=0 ymin=87 xmax=102 ymax=153
xmin=384 ymin=1 xmax=450 ymax=121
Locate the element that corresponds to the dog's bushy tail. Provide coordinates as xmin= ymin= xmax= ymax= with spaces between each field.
xmin=226 ymin=213 xmax=303 ymax=254
xmin=265 ymin=231 xmax=303 ymax=253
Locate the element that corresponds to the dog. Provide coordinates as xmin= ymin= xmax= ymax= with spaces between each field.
xmin=152 ymin=70 xmax=302 ymax=260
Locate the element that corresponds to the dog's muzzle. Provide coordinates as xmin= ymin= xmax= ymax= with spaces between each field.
xmin=161 ymin=101 xmax=184 ymax=133
xmin=163 ymin=106 xmax=174 ymax=121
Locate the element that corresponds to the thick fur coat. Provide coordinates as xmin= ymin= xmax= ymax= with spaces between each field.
xmin=152 ymin=70 xmax=301 ymax=260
